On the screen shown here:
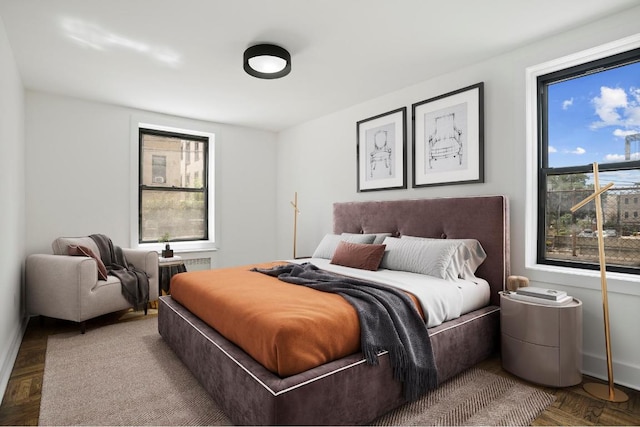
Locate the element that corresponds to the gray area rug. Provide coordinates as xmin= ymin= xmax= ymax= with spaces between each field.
xmin=372 ymin=367 xmax=555 ymax=426
xmin=39 ymin=316 xmax=554 ymax=426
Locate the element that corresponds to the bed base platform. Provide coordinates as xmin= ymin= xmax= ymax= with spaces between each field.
xmin=159 ymin=295 xmax=500 ymax=425
xmin=159 ymin=195 xmax=509 ymax=425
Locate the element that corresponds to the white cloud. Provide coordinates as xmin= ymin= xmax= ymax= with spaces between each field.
xmin=626 ymin=107 xmax=640 ymax=127
xmin=548 ymin=146 xmax=557 ymax=153
xmin=589 ymin=84 xmax=640 ymax=132
xmin=605 ymin=153 xmax=626 ymax=162
xmin=562 ymin=98 xmax=574 ymax=110
xmin=613 ymin=129 xmax=640 ymax=138
xmin=590 ymin=86 xmax=628 ymax=129
xmin=605 ymin=152 xmax=640 ymax=162
xmin=571 ymin=147 xmax=586 ymax=155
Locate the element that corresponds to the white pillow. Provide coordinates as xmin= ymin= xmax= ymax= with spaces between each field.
xmin=401 ymin=235 xmax=487 ymax=279
xmin=312 ymin=233 xmax=376 ymax=259
xmin=341 ymin=232 xmax=392 ymax=245
xmin=380 ymin=237 xmax=465 ymax=280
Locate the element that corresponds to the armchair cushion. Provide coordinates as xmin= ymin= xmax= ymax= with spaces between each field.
xmin=52 ymin=236 xmax=100 ymax=257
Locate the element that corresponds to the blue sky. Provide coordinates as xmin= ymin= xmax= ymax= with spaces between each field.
xmin=547 ymin=60 xmax=640 ymax=175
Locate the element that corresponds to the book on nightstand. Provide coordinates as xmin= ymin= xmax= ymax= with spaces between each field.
xmin=510 ymin=286 xmax=572 ymax=305
xmin=516 ymin=286 xmax=566 ymax=299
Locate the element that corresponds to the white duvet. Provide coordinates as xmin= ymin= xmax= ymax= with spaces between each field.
xmin=290 ymin=258 xmax=490 ymax=328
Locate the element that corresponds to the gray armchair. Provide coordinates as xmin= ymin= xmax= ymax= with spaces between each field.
xmin=26 ymin=236 xmax=159 ymax=333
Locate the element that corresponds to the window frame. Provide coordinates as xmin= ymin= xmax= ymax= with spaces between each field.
xmin=536 ymin=47 xmax=640 ymax=274
xmin=139 ymin=127 xmax=209 ymax=244
xmin=130 ymin=119 xmax=216 ymax=253
xmin=526 ymin=34 xmax=640 ymax=281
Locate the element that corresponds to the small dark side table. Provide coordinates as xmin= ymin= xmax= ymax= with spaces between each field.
xmin=158 ymin=256 xmax=187 ymax=295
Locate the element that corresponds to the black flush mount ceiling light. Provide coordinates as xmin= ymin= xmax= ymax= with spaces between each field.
xmin=243 ymin=44 xmax=291 ymax=79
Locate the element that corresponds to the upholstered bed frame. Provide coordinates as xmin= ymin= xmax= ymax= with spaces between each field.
xmin=158 ymin=195 xmax=509 ymax=425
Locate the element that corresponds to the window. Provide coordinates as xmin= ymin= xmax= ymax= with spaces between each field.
xmin=139 ymin=128 xmax=208 ymax=243
xmin=151 ymin=155 xmax=166 ymax=184
xmin=537 ymin=46 xmax=640 ymax=274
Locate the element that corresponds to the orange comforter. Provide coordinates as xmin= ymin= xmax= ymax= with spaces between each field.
xmin=170 ymin=262 xmax=422 ymax=377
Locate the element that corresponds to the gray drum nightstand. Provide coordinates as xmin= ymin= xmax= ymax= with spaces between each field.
xmin=500 ymin=291 xmax=582 ymax=387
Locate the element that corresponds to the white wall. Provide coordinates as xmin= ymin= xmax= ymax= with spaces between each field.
xmin=25 ymin=92 xmax=278 ymax=268
xmin=0 ymin=15 xmax=26 ymax=399
xmin=276 ymin=8 xmax=640 ymax=390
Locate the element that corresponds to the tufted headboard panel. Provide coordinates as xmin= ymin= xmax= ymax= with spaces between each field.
xmin=333 ymin=195 xmax=510 ymax=306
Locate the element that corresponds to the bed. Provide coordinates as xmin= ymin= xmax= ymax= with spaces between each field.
xmin=158 ymin=195 xmax=509 ymax=425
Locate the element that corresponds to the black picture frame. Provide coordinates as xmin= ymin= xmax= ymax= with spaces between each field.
xmin=412 ymin=82 xmax=484 ymax=187
xmin=356 ymin=107 xmax=407 ymax=192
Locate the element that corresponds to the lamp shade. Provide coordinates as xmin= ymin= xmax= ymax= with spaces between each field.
xmin=243 ymin=44 xmax=291 ymax=79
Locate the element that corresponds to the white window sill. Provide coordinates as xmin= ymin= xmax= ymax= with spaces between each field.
xmin=137 ymin=241 xmax=218 ymax=254
xmin=525 ymin=262 xmax=640 ymax=297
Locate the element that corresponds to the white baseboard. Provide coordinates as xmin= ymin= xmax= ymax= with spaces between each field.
xmin=583 ymin=351 xmax=640 ymax=392
xmin=0 ymin=316 xmax=28 ymax=401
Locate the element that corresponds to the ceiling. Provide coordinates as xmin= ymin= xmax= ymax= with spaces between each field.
xmin=0 ymin=0 xmax=638 ymax=132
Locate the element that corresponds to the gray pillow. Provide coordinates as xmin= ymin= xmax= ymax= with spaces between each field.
xmin=401 ymin=235 xmax=487 ymax=279
xmin=312 ymin=233 xmax=376 ymax=259
xmin=341 ymin=232 xmax=392 ymax=245
xmin=380 ymin=237 xmax=466 ymax=280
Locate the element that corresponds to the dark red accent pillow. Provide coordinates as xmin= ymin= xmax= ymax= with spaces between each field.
xmin=68 ymin=245 xmax=108 ymax=280
xmin=330 ymin=241 xmax=386 ymax=271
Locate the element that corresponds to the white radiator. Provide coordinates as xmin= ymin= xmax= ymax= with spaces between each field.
xmin=183 ymin=257 xmax=211 ymax=271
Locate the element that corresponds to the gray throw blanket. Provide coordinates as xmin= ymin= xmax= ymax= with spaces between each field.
xmin=90 ymin=234 xmax=149 ymax=311
xmin=252 ymin=262 xmax=438 ymax=401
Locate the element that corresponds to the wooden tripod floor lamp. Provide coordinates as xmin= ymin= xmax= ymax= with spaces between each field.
xmin=290 ymin=192 xmax=300 ymax=259
xmin=570 ymin=162 xmax=628 ymax=402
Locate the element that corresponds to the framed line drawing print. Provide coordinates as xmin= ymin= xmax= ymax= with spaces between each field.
xmin=357 ymin=107 xmax=407 ymax=192
xmin=412 ymin=82 xmax=484 ymax=187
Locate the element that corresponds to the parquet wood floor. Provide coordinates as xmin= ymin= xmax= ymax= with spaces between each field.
xmin=1 ymin=312 xmax=639 ymax=426
xmin=475 ymin=358 xmax=640 ymax=426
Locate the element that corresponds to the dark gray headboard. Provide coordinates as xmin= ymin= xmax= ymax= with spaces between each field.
xmin=333 ymin=195 xmax=510 ymax=306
